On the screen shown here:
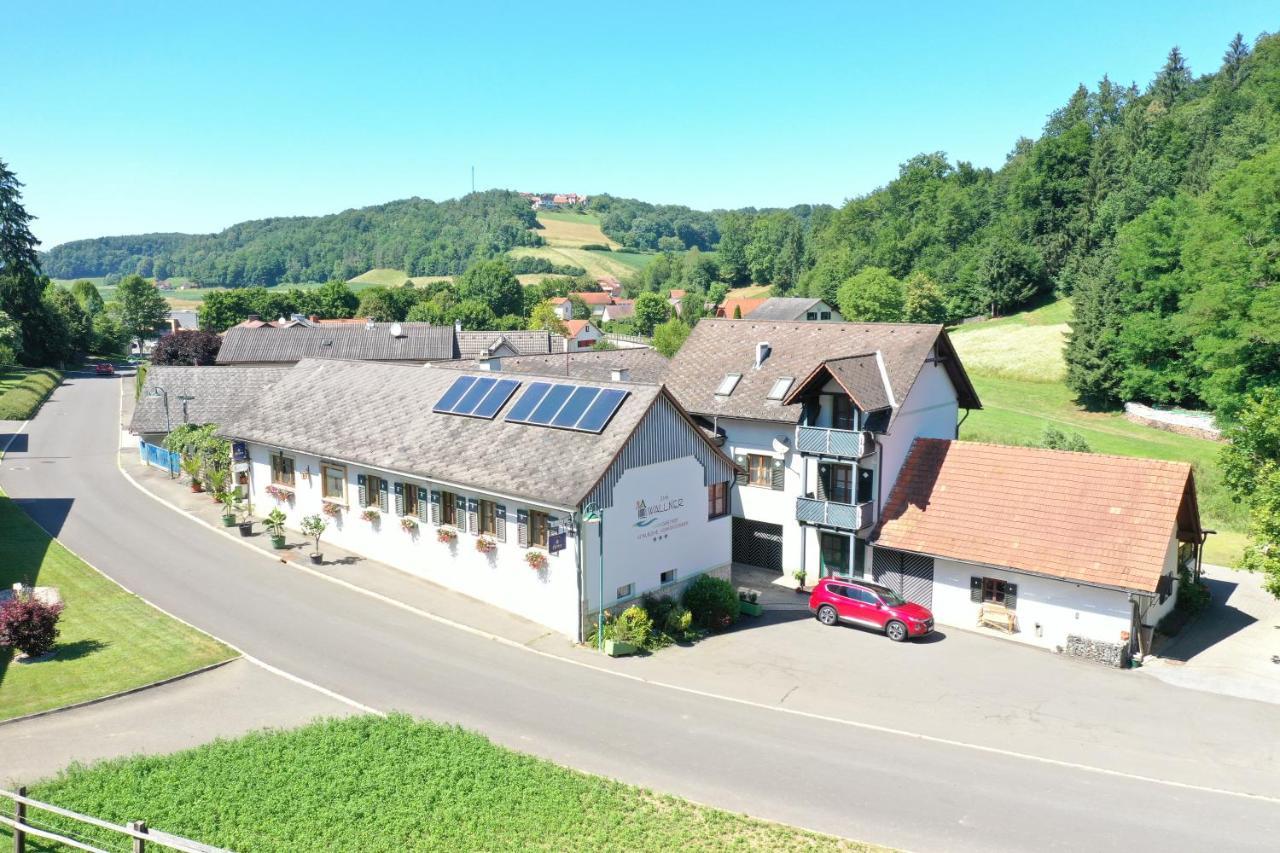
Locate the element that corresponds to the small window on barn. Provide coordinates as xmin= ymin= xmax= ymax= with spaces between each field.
xmin=715 ymin=373 xmax=742 ymax=396
xmin=767 ymin=377 xmax=794 ymax=401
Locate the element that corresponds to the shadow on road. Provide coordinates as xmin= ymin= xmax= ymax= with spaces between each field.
xmin=9 ymin=496 xmax=75 ymax=539
xmin=1158 ymin=576 xmax=1256 ymax=662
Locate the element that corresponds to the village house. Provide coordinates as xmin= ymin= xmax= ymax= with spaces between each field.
xmin=215 ymin=322 xmax=552 ymax=366
xmin=572 ymin=291 xmax=615 ymax=318
xmin=748 ymin=297 xmax=842 ymax=322
xmin=132 ymin=365 xmax=290 ymax=445
xmin=548 ymin=297 xmax=573 ymax=322
xmin=561 ymin=319 xmax=604 ymax=352
xmin=218 ymin=359 xmax=734 ymax=639
xmin=434 ymin=348 xmax=669 ymax=385
xmin=599 ymin=299 xmax=634 ymax=324
xmin=715 ymin=297 xmax=769 ymax=319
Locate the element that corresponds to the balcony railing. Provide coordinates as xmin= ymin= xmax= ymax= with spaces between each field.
xmin=795 ymin=425 xmax=870 ymax=458
xmin=795 ymin=496 xmax=873 ymax=531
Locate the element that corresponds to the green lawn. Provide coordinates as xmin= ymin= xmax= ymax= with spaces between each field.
xmin=0 ymin=491 xmax=234 ymax=720
xmin=537 ymin=209 xmax=602 ymax=226
xmin=0 ymin=367 xmax=63 ymax=420
xmin=5 ymin=715 xmax=879 ymax=851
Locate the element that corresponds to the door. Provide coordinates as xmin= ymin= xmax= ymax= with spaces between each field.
xmin=732 ymin=517 xmax=783 ymax=572
xmin=820 ymin=464 xmax=853 ymax=504
xmin=872 ymin=548 xmax=934 ymax=609
xmin=819 ymin=532 xmax=851 ymax=578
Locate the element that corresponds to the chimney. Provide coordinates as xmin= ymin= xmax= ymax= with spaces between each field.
xmin=454 ymin=319 xmax=463 ymax=333
xmin=309 ymin=314 xmax=320 ymax=323
xmin=610 ymin=367 xmax=630 ymax=382
xmin=478 ymin=357 xmax=501 ymax=372
xmin=755 ymin=341 xmax=771 ymax=368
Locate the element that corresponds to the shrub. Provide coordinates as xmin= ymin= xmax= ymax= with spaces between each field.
xmin=579 ymin=243 xmax=611 ymax=252
xmin=263 ymin=508 xmax=287 ymax=536
xmin=0 ymin=368 xmax=62 ymax=420
xmin=1175 ymin=569 xmax=1211 ymax=616
xmin=664 ymin=606 xmax=693 ymax=636
xmin=0 ymin=593 xmax=64 ymax=657
xmin=681 ymin=573 xmax=740 ymax=630
xmin=611 ymin=605 xmax=653 ymax=647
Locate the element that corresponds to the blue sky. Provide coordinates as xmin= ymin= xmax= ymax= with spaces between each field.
xmin=6 ymin=1 xmax=1276 ymax=248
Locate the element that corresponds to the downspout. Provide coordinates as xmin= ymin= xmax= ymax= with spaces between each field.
xmin=956 ymin=407 xmax=972 ymax=437
xmin=574 ymin=507 xmax=586 ymax=644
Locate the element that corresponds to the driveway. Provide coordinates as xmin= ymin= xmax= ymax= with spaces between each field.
xmin=1143 ymin=564 xmax=1280 ymax=704
xmin=2 ymin=373 xmax=1279 ymax=852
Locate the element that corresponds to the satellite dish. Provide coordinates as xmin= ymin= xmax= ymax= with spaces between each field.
xmin=772 ymin=435 xmax=791 ymax=453
xmin=390 ymin=323 xmax=402 ymax=337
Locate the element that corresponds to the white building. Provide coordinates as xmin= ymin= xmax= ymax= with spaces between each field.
xmin=664 ymin=319 xmax=981 ymax=582
xmin=219 ymin=358 xmax=735 ymax=639
xmin=874 ymin=440 xmax=1205 ymax=661
xmin=561 ymin=319 xmax=604 ymax=352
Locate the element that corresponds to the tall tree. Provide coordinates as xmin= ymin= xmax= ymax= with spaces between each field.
xmin=1221 ymin=389 xmax=1280 ymax=597
xmin=632 ymin=292 xmax=671 ymax=336
xmin=455 ymin=260 xmax=522 ymax=318
xmin=70 ymin=279 xmax=105 ymax=315
xmin=112 ymin=274 xmax=169 ymax=348
xmin=1064 ymin=251 xmax=1126 ymax=408
xmin=836 ymin=267 xmax=905 ymax=322
xmin=902 ymin=272 xmax=948 ymax=323
xmin=1152 ymin=46 xmax=1192 ymax=108
xmin=0 ymin=159 xmax=45 ymax=364
xmin=1222 ymin=32 xmax=1251 ymax=86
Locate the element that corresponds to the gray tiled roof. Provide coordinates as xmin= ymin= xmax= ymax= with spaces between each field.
xmin=216 ymin=323 xmax=457 ymax=364
xmin=217 ymin=359 xmax=666 ymax=508
xmin=455 ymin=330 xmax=553 ymax=359
xmin=131 ymin=366 xmax=291 ymax=434
xmin=823 ymin=355 xmax=892 ymax=411
xmin=746 ymin=297 xmax=827 ymax=321
xmin=434 ymin=347 xmax=669 ymax=384
xmin=663 ymin=319 xmax=980 ymax=424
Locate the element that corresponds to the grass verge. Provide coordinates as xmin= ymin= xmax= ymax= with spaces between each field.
xmin=0 ymin=367 xmax=63 ymax=421
xmin=3 ymin=715 xmax=882 ymax=851
xmin=0 ymin=489 xmax=234 ymax=721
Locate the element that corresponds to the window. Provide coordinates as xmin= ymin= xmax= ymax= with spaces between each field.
xmin=820 ymin=311 xmax=831 ymax=320
xmin=322 ymin=463 xmax=346 ymax=502
xmin=364 ymin=475 xmax=384 ymax=508
xmin=270 ymin=453 xmax=295 ymax=486
xmin=820 ymin=463 xmax=853 ymax=504
xmin=982 ymin=577 xmax=1008 ymax=604
xmin=707 ymin=482 xmax=729 ymax=518
xmin=441 ymin=490 xmax=457 ymax=526
xmin=767 ymin=377 xmax=794 ymax=401
xmin=832 ymin=395 xmax=855 ymax=431
xmin=529 ymin=510 xmax=549 ymax=548
xmin=617 ymin=583 xmax=634 ymax=600
xmin=660 ymin=569 xmax=676 ymax=585
xmin=747 ymin=454 xmax=772 ymax=487
xmin=479 ymin=499 xmax=497 ymax=535
xmin=715 ymin=373 xmax=742 ymax=396
xmin=806 ymin=311 xmax=817 ymax=320
xmin=403 ymin=483 xmax=418 ymax=517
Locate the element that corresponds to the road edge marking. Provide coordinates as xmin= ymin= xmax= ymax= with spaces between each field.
xmin=110 ymin=380 xmax=1280 ymax=807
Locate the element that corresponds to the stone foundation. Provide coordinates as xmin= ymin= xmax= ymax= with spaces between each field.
xmin=1064 ymin=634 xmax=1130 ymax=668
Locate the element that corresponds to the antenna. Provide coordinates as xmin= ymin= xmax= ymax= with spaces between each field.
xmin=471 ymin=166 xmax=475 ymax=194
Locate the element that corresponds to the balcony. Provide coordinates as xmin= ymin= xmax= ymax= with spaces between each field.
xmin=795 ymin=425 xmax=871 ymax=458
xmin=795 ymin=496 xmax=874 ymax=531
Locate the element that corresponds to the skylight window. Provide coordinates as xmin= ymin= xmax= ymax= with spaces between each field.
xmin=767 ymin=377 xmax=794 ymax=401
xmin=715 ymin=373 xmax=742 ymax=396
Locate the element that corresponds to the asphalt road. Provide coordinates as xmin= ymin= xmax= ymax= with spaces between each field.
xmin=3 ymin=373 xmax=1278 ymax=852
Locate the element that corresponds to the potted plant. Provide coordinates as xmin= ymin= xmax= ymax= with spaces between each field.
xmin=322 ymin=501 xmax=342 ymax=518
xmin=793 ymin=568 xmax=808 ymax=592
xmin=180 ymin=457 xmax=203 ymax=492
xmin=237 ymin=500 xmax=255 ymax=537
xmin=217 ymin=490 xmax=237 ymax=527
xmin=361 ymin=508 xmax=380 ymax=524
xmin=525 ymin=550 xmax=548 ymax=571
xmin=603 ymin=605 xmax=651 ymax=657
xmin=738 ymin=587 xmax=764 ymax=617
xmin=264 ymin=508 xmax=288 ymax=549
xmin=475 ymin=536 xmax=496 ymax=554
xmin=300 ymin=515 xmax=326 ymax=565
xmin=436 ymin=526 xmax=458 ymax=545
xmin=207 ymin=468 xmax=229 ymax=503
xmin=400 ymin=516 xmax=419 ymax=533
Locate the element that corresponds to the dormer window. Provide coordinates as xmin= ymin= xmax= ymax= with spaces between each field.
xmin=715 ymin=373 xmax=742 ymax=396
xmin=767 ymin=377 xmax=794 ymax=401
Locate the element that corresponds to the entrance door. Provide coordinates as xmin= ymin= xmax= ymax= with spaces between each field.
xmin=818 ymin=463 xmax=853 ymax=503
xmin=819 ymin=531 xmax=851 ymax=578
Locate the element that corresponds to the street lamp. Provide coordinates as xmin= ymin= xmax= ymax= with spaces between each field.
xmin=177 ymin=394 xmax=195 ymax=423
xmin=581 ymin=501 xmax=605 ymax=651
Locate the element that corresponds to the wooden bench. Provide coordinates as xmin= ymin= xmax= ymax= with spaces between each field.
xmin=978 ymin=602 xmax=1017 ymax=633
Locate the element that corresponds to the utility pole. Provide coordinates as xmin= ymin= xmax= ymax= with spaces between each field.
xmin=471 ymin=166 xmax=475 ymax=194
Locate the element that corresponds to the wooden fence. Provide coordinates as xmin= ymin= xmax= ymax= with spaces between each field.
xmin=2 ymin=787 xmax=227 ymax=853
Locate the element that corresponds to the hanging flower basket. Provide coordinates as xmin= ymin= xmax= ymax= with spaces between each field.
xmin=475 ymin=536 xmax=496 ymax=554
xmin=321 ymin=501 xmax=342 ymax=518
xmin=361 ymin=508 xmax=380 ymax=523
xmin=265 ymin=484 xmax=294 ymax=503
xmin=400 ymin=516 xmax=419 ymax=533
xmin=524 ymin=550 xmax=548 ymax=571
xmin=436 ymin=527 xmax=458 ymax=545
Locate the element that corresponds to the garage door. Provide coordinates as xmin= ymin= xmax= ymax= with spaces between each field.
xmin=732 ymin=517 xmax=783 ymax=572
xmin=872 ymin=547 xmax=934 ymax=608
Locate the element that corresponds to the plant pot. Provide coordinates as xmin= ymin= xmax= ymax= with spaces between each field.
xmin=270 ymin=534 xmax=286 ymax=549
xmin=739 ymin=600 xmax=764 ymax=617
xmin=309 ymin=553 xmax=323 ymax=565
xmin=190 ymin=483 xmax=203 ymax=493
xmin=221 ymin=513 xmax=237 ymax=527
xmin=604 ymin=639 xmax=637 ymax=657
xmin=238 ymin=522 xmax=254 ymax=537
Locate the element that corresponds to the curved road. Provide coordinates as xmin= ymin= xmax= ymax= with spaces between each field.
xmin=2 ymin=373 xmax=1278 ymax=852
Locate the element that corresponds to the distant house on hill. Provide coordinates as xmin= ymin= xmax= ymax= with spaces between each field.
xmin=572 ymin=291 xmax=615 ymax=318
xmin=715 ymin=297 xmax=769 ymax=319
xmin=561 ymin=319 xmax=604 ymax=352
xmin=748 ymin=297 xmax=841 ymax=322
xmin=600 ymin=299 xmax=635 ymax=324
xmin=596 ymin=276 xmax=622 ymax=296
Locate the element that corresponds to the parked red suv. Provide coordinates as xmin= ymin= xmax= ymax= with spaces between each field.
xmin=94 ymin=362 xmax=115 ymax=375
xmin=808 ymin=577 xmax=934 ymax=641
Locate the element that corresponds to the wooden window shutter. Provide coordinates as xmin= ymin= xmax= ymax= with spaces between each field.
xmin=733 ymin=454 xmax=748 ymax=485
xmin=969 ymin=577 xmax=982 ymax=603
xmin=517 ymin=509 xmax=529 ymax=547
xmin=771 ymin=457 xmax=785 ymax=491
xmin=393 ymin=482 xmax=405 ymax=516
xmin=429 ymin=490 xmax=440 ymax=525
xmin=378 ymin=479 xmax=390 ymax=513
xmin=1005 ymin=583 xmax=1018 ymax=610
xmin=496 ymin=505 xmax=507 ymax=542
xmin=455 ymin=495 xmax=467 ymax=531
xmin=357 ymin=474 xmax=367 ymax=507
xmin=467 ymin=498 xmax=479 ymax=535
xmin=417 ymin=487 xmax=430 ymax=522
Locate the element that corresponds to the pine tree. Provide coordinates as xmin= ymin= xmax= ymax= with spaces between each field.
xmin=1152 ymin=46 xmax=1191 ymax=108
xmin=1064 ymin=251 xmax=1126 ymax=409
xmin=1222 ymin=32 xmax=1251 ymax=87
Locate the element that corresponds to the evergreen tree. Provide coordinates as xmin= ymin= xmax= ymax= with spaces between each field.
xmin=1152 ymin=46 xmax=1192 ymax=108
xmin=1064 ymin=251 xmax=1126 ymax=409
xmin=0 ymin=159 xmax=46 ymax=364
xmin=1222 ymin=32 xmax=1251 ymax=86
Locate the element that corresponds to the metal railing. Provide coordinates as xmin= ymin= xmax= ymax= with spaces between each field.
xmin=2 ymin=786 xmax=228 ymax=852
xmin=795 ymin=496 xmax=873 ymax=531
xmin=795 ymin=426 xmax=870 ymax=458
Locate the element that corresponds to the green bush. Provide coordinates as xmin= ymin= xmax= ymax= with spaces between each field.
xmin=580 ymin=243 xmax=612 ymax=252
xmin=611 ymin=605 xmax=653 ymax=647
xmin=681 ymin=573 xmax=740 ymax=630
xmin=0 ymin=368 xmax=62 ymax=420
xmin=1175 ymin=569 xmax=1211 ymax=616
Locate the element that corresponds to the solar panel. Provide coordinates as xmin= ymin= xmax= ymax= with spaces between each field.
xmin=575 ymin=388 xmax=628 ymax=433
xmin=432 ymin=376 xmax=477 ymax=413
xmin=506 ymin=382 xmax=552 ymax=422
xmin=551 ymin=386 xmax=601 ymax=427
xmin=471 ymin=379 xmax=520 ymax=419
xmin=529 ymin=384 xmax=575 ymax=424
xmin=453 ymin=376 xmax=497 ymax=414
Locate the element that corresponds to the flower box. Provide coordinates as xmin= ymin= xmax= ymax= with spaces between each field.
xmin=739 ymin=600 xmax=764 ymax=617
xmin=524 ymin=550 xmax=548 ymax=571
xmin=321 ymin=502 xmax=342 ymax=518
xmin=265 ymin=484 xmax=294 ymax=503
xmin=361 ymin=508 xmax=380 ymax=523
xmin=400 ymin=517 xmax=419 ymax=533
xmin=475 ymin=536 xmax=496 ymax=554
xmin=436 ymin=527 xmax=458 ymax=545
xmin=604 ymin=639 xmax=637 ymax=657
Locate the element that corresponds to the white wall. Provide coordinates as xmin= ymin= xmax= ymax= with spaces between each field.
xmin=931 ymin=557 xmax=1134 ymax=651
xmin=1137 ymin=526 xmax=1180 ymax=628
xmin=877 ymin=357 xmax=959 ymax=514
xmin=721 ymin=418 xmax=804 ymax=570
xmin=245 ymin=445 xmax=583 ymax=637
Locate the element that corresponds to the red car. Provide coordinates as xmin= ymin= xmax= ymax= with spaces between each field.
xmin=809 ymin=577 xmax=934 ymax=641
xmin=94 ymin=362 xmax=115 ymax=375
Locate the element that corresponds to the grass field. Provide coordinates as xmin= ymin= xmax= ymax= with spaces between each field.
xmin=534 ymin=211 xmax=620 ymax=249
xmin=0 ymin=490 xmax=234 ymax=721
xmin=0 ymin=367 xmax=63 ymax=421
xmin=509 ymin=245 xmax=652 ymax=280
xmin=347 ymin=268 xmax=451 ymax=288
xmin=949 ymin=299 xmax=1247 ymax=565
xmin=4 ymin=715 xmax=878 ymax=851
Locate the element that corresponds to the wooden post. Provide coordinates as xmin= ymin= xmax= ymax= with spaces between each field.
xmin=13 ymin=786 xmax=25 ymax=853
xmin=130 ymin=819 xmax=147 ymax=852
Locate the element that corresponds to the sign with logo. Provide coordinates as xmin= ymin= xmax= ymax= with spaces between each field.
xmin=232 ymin=441 xmax=248 ymax=462
xmin=633 ymin=494 xmax=689 ymax=544
xmin=548 ymin=531 xmax=566 ymax=554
